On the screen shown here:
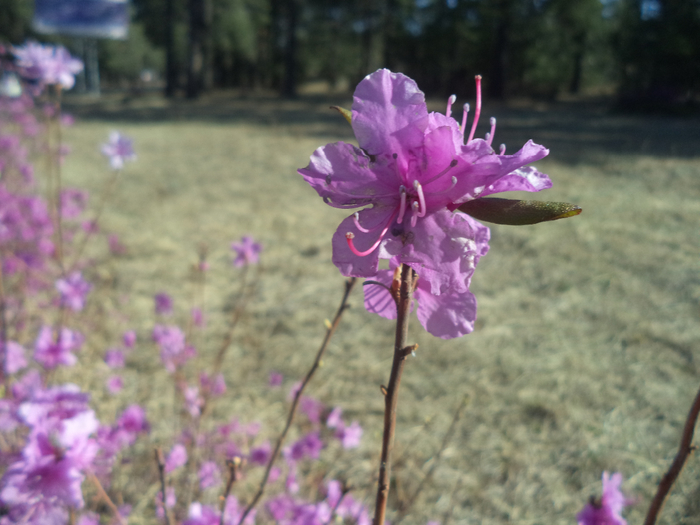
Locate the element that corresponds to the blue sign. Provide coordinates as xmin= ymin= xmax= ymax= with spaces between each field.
xmin=33 ymin=0 xmax=129 ymax=39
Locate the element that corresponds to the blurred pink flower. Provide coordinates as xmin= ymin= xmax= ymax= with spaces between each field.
xmin=2 ymin=341 xmax=27 ymax=374
xmin=34 ymin=325 xmax=83 ymax=369
xmin=165 ymin=444 xmax=187 ymax=473
xmin=268 ymin=371 xmax=283 ymax=387
xmin=336 ymin=420 xmax=363 ymax=449
xmin=13 ymin=41 xmax=83 ymax=90
xmin=231 ymin=236 xmax=262 ymax=267
xmin=577 ymin=472 xmax=632 ymax=525
xmin=123 ymin=330 xmax=136 ymax=349
xmin=101 ymin=131 xmax=136 ymax=170
xmin=104 ymin=349 xmax=124 ymax=368
xmin=154 ymin=292 xmax=173 ymax=315
xmin=106 ymin=376 xmax=123 ymax=394
xmin=198 ymin=461 xmax=221 ymax=490
xmin=55 ymin=271 xmax=91 ymax=312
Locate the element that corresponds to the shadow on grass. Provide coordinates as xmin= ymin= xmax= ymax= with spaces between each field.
xmin=64 ymin=89 xmax=700 ymax=164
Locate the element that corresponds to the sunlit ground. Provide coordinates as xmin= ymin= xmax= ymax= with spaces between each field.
xmin=59 ymin=89 xmax=700 ymax=525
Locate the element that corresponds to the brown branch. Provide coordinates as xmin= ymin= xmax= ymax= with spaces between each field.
xmin=236 ymin=277 xmax=357 ymax=525
xmin=87 ymin=471 xmax=126 ymax=525
xmin=373 ymin=264 xmax=416 ymax=525
xmin=394 ymin=395 xmax=468 ymax=523
xmin=220 ymin=457 xmax=242 ymax=525
xmin=155 ymin=448 xmax=171 ymax=525
xmin=644 ymin=383 xmax=700 ymax=525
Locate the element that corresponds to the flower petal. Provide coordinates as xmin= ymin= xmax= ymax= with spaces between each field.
xmin=480 ymin=165 xmax=553 ymax=196
xmin=331 ymin=207 xmax=394 ymax=277
xmin=388 ymin=210 xmax=490 ymax=295
xmin=352 ymin=69 xmax=428 ymax=156
xmin=298 ymin=142 xmax=398 ymax=208
xmin=363 ymin=271 xmax=397 ymax=320
xmin=415 ymin=286 xmax=477 ymax=339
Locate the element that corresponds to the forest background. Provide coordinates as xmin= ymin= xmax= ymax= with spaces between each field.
xmin=1 ymin=0 xmax=700 ymax=108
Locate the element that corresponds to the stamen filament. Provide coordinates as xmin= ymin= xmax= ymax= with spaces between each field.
xmin=413 ymin=180 xmax=426 ymax=217
xmin=446 ymin=94 xmax=457 ymax=118
xmin=422 ymin=159 xmax=458 ymax=186
xmin=487 ymin=117 xmax=496 ymax=147
xmin=410 ymin=202 xmax=420 ymax=228
xmin=466 ymin=75 xmax=482 ymax=143
xmin=461 ymin=103 xmax=469 ymax=134
xmin=499 ymin=143 xmax=506 ymax=155
xmin=428 ymin=176 xmax=458 ymax=195
xmin=353 ymin=212 xmax=372 ymax=233
xmin=345 ymin=208 xmax=399 ymax=257
xmin=396 ymin=186 xmax=407 ymax=224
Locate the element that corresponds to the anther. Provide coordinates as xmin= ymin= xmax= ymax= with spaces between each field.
xmin=499 ymin=144 xmax=506 ymax=155
xmin=396 ymin=185 xmax=407 ymax=224
xmin=487 ymin=117 xmax=496 ymax=147
xmin=461 ymin=103 xmax=469 ymax=134
xmin=446 ymin=94 xmax=457 ymax=118
xmin=413 ymin=180 xmax=426 ymax=217
xmin=325 ymin=174 xmax=331 ymax=185
xmin=466 ymin=75 xmax=482 ymax=143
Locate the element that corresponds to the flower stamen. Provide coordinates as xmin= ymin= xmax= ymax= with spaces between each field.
xmin=422 ymin=159 xmax=458 ymax=186
xmin=413 ymin=180 xmax=427 ymax=218
xmin=461 ymin=103 xmax=470 ymax=134
xmin=410 ymin=202 xmax=420 ymax=228
xmin=487 ymin=117 xmax=496 ymax=147
xmin=427 ymin=176 xmax=458 ymax=195
xmin=345 ymin=208 xmax=399 ymax=257
xmin=466 ymin=75 xmax=482 ymax=143
xmin=499 ymin=144 xmax=506 ymax=155
xmin=396 ymin=186 xmax=407 ymax=224
xmin=446 ymin=94 xmax=457 ymax=118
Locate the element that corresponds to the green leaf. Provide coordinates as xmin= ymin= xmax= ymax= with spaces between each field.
xmin=457 ymin=197 xmax=582 ymax=225
xmin=330 ymin=105 xmax=352 ymax=126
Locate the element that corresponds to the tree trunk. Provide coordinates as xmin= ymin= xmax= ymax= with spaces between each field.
xmin=281 ymin=0 xmax=298 ymax=98
xmin=165 ymin=0 xmax=177 ymax=97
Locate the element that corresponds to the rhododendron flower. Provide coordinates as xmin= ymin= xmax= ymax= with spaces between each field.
xmin=154 ymin=292 xmax=173 ymax=315
xmin=577 ymin=472 xmax=632 ymax=525
xmin=165 ymin=444 xmax=188 ymax=473
xmin=299 ymin=69 xmax=550 ymax=297
xmin=250 ymin=441 xmax=271 ymax=465
xmin=101 ymin=131 xmax=136 ymax=170
xmin=106 ymin=376 xmax=123 ymax=394
xmin=198 ymin=461 xmax=221 ymax=490
xmin=123 ymin=330 xmax=136 ymax=348
xmin=55 ymin=271 xmax=91 ymax=311
xmin=287 ymin=432 xmax=323 ymax=461
xmin=104 ymin=348 xmax=125 ymax=368
xmin=34 ymin=326 xmax=84 ymax=369
xmin=3 ymin=341 xmax=27 ymax=374
xmin=231 ymin=236 xmax=262 ymax=267
xmin=365 ymin=257 xmax=477 ymax=339
xmin=13 ymin=41 xmax=83 ymax=90
xmin=336 ymin=420 xmax=363 ymax=449
xmin=268 ymin=371 xmax=283 ymax=387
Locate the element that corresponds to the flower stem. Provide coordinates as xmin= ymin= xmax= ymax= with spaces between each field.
xmin=236 ymin=278 xmax=356 ymax=525
xmin=374 ymin=264 xmax=416 ymax=525
xmin=644 ymin=382 xmax=700 ymax=525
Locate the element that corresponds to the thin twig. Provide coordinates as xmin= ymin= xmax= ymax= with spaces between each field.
xmin=394 ymin=395 xmax=469 ymax=523
xmin=88 ymin=471 xmax=127 ymax=525
xmin=644 ymin=382 xmax=700 ymax=525
xmin=220 ymin=457 xmax=242 ymax=525
xmin=155 ymin=448 xmax=171 ymax=525
xmin=374 ymin=264 xmax=416 ymax=525
xmin=236 ymin=278 xmax=357 ymax=525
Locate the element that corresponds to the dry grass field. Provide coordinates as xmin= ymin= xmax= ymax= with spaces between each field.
xmin=58 ymin=88 xmax=700 ymax=525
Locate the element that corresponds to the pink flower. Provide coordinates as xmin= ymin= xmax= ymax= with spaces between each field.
xmin=268 ymin=371 xmax=283 ymax=387
xmin=55 ymin=271 xmax=91 ymax=311
xmin=3 ymin=341 xmax=27 ymax=374
xmin=13 ymin=41 xmax=83 ymax=90
xmin=231 ymin=236 xmax=262 ymax=267
xmin=364 ymin=257 xmax=477 ymax=339
xmin=106 ymin=375 xmax=123 ymax=394
xmin=577 ymin=472 xmax=632 ymax=525
xmin=123 ymin=330 xmax=136 ymax=349
xmin=154 ymin=292 xmax=173 ymax=315
xmin=336 ymin=420 xmax=363 ymax=449
xmin=198 ymin=461 xmax=221 ymax=490
xmin=325 ymin=406 xmax=343 ymax=428
xmin=104 ymin=348 xmax=125 ymax=368
xmin=298 ymin=69 xmax=550 ymax=298
xmin=34 ymin=326 xmax=83 ymax=369
xmin=165 ymin=444 xmax=187 ymax=473
xmin=101 ymin=131 xmax=136 ymax=170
